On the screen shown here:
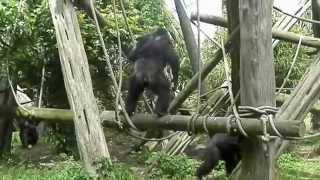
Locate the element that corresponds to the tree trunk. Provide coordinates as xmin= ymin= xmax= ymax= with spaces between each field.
xmin=174 ymin=0 xmax=207 ymax=95
xmin=48 ymin=0 xmax=110 ymax=177
xmin=311 ymin=0 xmax=320 ymax=130
xmin=239 ymin=1 xmax=276 ymax=179
xmin=0 ymin=78 xmax=14 ymax=156
xmin=312 ymin=0 xmax=320 ymax=38
xmin=226 ymin=0 xmax=240 ymax=100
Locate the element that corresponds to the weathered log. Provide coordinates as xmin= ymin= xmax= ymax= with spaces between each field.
xmin=312 ymin=0 xmax=320 ymax=38
xmin=0 ymin=106 xmax=305 ymax=137
xmin=49 ymin=0 xmax=110 ymax=177
xmin=190 ymin=14 xmax=320 ymax=48
xmin=276 ymin=93 xmax=320 ymax=114
xmin=238 ymin=1 xmax=276 ymax=179
xmin=226 ymin=0 xmax=241 ymax=97
xmin=0 ymin=80 xmax=14 ymax=156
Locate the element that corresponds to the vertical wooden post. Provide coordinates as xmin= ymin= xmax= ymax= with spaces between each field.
xmin=311 ymin=0 xmax=320 ymax=130
xmin=226 ymin=0 xmax=240 ymax=97
xmin=49 ymin=0 xmax=110 ymax=177
xmin=239 ymin=0 xmax=276 ymax=179
xmin=312 ymin=0 xmax=320 ymax=38
xmin=0 ymin=77 xmax=14 ymax=156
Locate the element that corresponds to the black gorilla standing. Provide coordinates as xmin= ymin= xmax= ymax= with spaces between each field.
xmin=196 ymin=134 xmax=241 ymax=179
xmin=19 ymin=120 xmax=39 ymax=148
xmin=125 ymin=28 xmax=179 ymax=116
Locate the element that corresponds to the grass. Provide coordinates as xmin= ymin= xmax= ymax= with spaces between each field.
xmin=0 ymin=158 xmax=90 ymax=180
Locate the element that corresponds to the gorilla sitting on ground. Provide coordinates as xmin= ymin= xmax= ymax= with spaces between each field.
xmin=196 ymin=133 xmax=241 ymax=179
xmin=125 ymin=28 xmax=179 ymax=116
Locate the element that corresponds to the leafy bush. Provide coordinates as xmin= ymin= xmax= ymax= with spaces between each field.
xmin=96 ymin=160 xmax=138 ymax=180
xmin=277 ymin=153 xmax=320 ymax=179
xmin=0 ymin=159 xmax=90 ymax=180
xmin=145 ymin=152 xmax=199 ymax=179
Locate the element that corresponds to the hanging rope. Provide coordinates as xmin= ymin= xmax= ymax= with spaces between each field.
xmin=220 ymin=38 xmax=248 ymax=137
xmin=112 ymin=0 xmax=124 ymax=128
xmin=88 ymin=0 xmax=137 ymax=130
xmin=119 ymin=0 xmax=134 ymax=42
xmin=277 ymin=36 xmax=302 ymax=95
xmin=196 ymin=0 xmax=201 ymax=112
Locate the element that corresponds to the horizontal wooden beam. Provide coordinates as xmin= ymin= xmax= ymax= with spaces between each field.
xmin=0 ymin=106 xmax=305 ymax=137
xmin=191 ymin=14 xmax=320 ymax=48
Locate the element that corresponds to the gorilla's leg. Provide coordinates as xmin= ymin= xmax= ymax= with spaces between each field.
xmin=150 ymin=73 xmax=171 ymax=116
xmin=196 ymin=141 xmax=221 ymax=179
xmin=125 ymin=75 xmax=144 ymax=116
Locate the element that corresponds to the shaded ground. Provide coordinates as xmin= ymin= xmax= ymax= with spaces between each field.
xmin=3 ymin=130 xmax=320 ymax=180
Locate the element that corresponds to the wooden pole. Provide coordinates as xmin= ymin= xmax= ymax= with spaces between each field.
xmin=49 ymin=0 xmax=110 ymax=177
xmin=0 ymin=82 xmax=14 ymax=156
xmin=190 ymin=14 xmax=320 ymax=49
xmin=0 ymin=106 xmax=305 ymax=137
xmin=239 ymin=1 xmax=276 ymax=179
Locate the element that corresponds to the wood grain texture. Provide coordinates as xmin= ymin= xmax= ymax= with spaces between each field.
xmin=48 ymin=0 xmax=110 ymax=177
xmin=239 ymin=0 xmax=276 ymax=179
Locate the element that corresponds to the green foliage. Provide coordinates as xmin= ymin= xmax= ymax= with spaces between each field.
xmin=145 ymin=152 xmax=199 ymax=179
xmin=201 ymin=38 xmax=226 ymax=90
xmin=274 ymin=38 xmax=313 ymax=89
xmin=96 ymin=160 xmax=138 ymax=180
xmin=277 ymin=153 xmax=320 ymax=179
xmin=0 ymin=158 xmax=90 ymax=180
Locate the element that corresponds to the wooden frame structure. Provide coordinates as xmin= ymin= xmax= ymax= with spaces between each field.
xmin=1 ymin=0 xmax=320 ymax=179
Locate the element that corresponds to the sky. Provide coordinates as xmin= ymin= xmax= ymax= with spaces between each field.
xmin=165 ymin=0 xmax=306 ymax=41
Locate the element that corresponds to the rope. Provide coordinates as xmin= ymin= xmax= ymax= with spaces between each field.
xmin=88 ymin=0 xmax=137 ymax=130
xmin=112 ymin=0 xmax=124 ymax=129
xmin=196 ymin=0 xmax=201 ymax=113
xmin=119 ymin=0 xmax=134 ymax=42
xmin=277 ymin=36 xmax=302 ymax=95
xmin=220 ymin=37 xmax=248 ymax=137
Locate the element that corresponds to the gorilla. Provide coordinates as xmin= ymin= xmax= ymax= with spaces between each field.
xmin=0 ymin=86 xmax=39 ymax=149
xmin=196 ymin=133 xmax=241 ymax=179
xmin=125 ymin=28 xmax=179 ymax=116
xmin=18 ymin=120 xmax=39 ymax=149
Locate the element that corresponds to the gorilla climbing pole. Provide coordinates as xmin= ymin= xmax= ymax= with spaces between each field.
xmin=48 ymin=0 xmax=110 ymax=177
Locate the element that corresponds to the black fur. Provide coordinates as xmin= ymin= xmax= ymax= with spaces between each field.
xmin=196 ymin=133 xmax=241 ymax=179
xmin=125 ymin=28 xmax=179 ymax=116
xmin=19 ymin=120 xmax=39 ymax=148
